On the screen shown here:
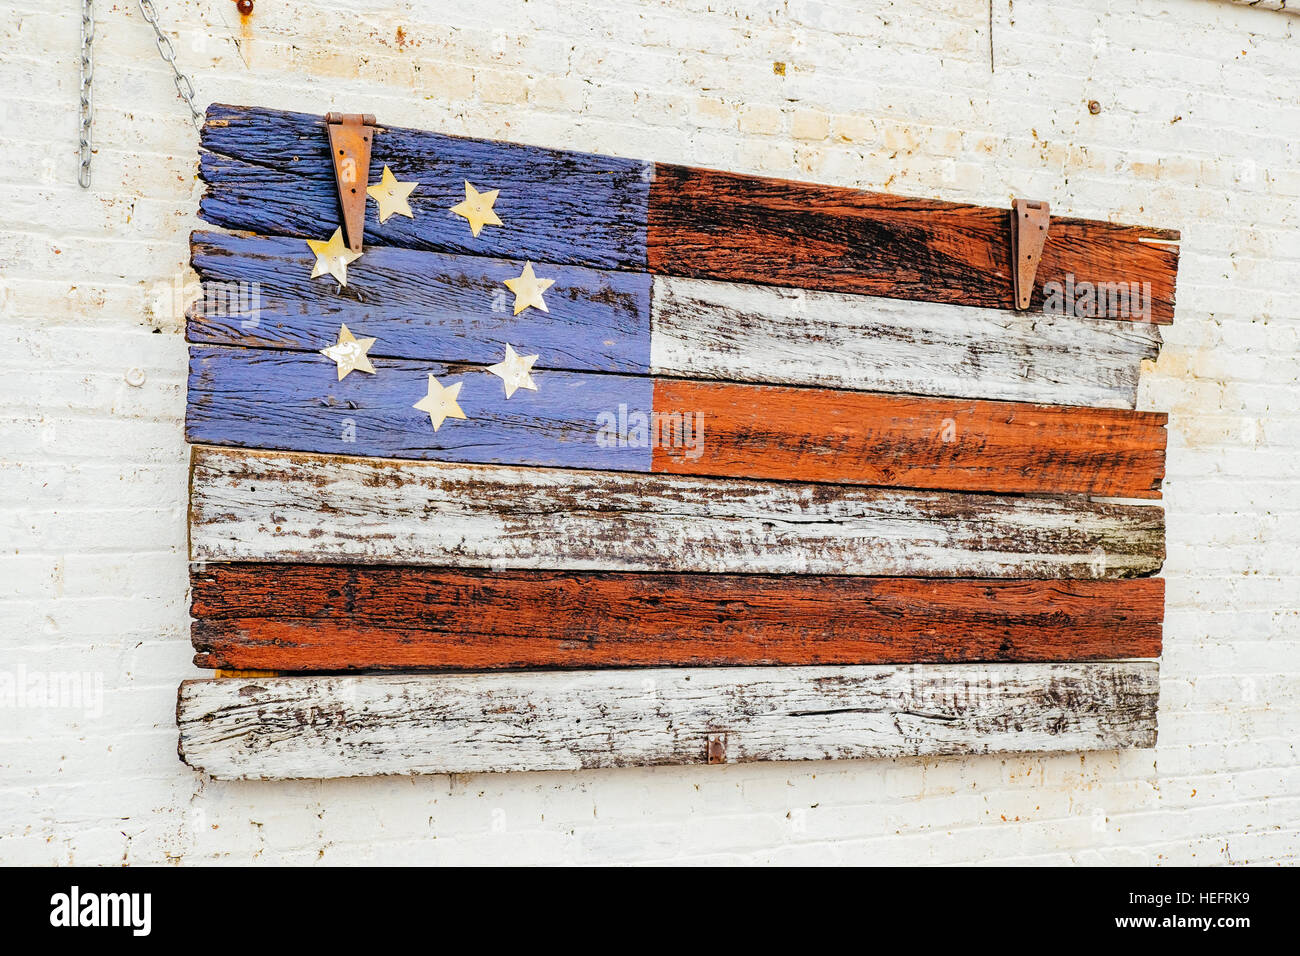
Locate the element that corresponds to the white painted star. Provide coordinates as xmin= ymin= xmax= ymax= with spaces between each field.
xmin=412 ymin=375 xmax=467 ymax=431
xmin=486 ymin=343 xmax=539 ymax=398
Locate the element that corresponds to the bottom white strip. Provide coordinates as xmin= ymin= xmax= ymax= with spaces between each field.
xmin=178 ymin=663 xmax=1158 ymax=779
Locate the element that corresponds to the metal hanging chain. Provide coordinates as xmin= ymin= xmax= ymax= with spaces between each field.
xmin=78 ymin=0 xmax=94 ymax=188
xmin=138 ymin=0 xmax=204 ymax=129
xmin=79 ymin=1 xmax=204 ymax=188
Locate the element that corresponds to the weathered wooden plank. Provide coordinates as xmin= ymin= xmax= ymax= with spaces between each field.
xmin=653 ymin=379 xmax=1166 ymax=499
xmin=198 ymin=105 xmax=1179 ymax=324
xmin=185 ymin=344 xmax=654 ymax=472
xmin=188 ymin=230 xmax=652 ymax=374
xmin=187 ymin=227 xmax=1161 ymax=408
xmin=186 ymin=344 xmax=1165 ymax=497
xmin=188 ymin=447 xmax=1166 ymax=578
xmin=199 ymin=104 xmax=651 ymax=271
xmin=649 ymin=275 xmax=1162 ymax=409
xmin=176 ymin=662 xmax=1160 ymax=778
xmin=191 ymin=564 xmax=1165 ymax=671
xmin=648 ymin=164 xmax=1179 ymax=323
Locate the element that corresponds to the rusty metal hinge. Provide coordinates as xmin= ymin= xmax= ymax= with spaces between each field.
xmin=1010 ymin=198 xmax=1050 ymax=310
xmin=325 ymin=112 xmax=377 ymax=253
xmin=706 ymin=734 xmax=727 ymax=764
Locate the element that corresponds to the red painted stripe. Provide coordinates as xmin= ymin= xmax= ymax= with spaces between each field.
xmin=191 ymin=565 xmax=1164 ymax=671
xmin=650 ymin=379 xmax=1167 ymax=498
xmin=648 ymin=164 xmax=1179 ymax=323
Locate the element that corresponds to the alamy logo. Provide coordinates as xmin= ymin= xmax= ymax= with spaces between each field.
xmin=595 ymin=403 xmax=705 ymax=460
xmin=0 ymin=665 xmax=102 ymax=718
xmin=49 ymin=886 xmax=151 ymax=936
xmin=1042 ymin=273 xmax=1152 ymax=322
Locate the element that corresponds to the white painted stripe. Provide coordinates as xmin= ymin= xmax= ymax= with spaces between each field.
xmin=650 ymin=275 xmax=1162 ymax=408
xmin=189 ymin=446 xmax=1165 ymax=578
xmin=177 ymin=662 xmax=1160 ymax=778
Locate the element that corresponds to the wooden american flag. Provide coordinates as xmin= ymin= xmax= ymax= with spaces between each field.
xmin=177 ymin=105 xmax=1175 ymax=778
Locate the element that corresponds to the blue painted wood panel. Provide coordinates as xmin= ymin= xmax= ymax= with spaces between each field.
xmin=200 ymin=104 xmax=650 ymax=271
xmin=186 ymin=345 xmax=653 ymax=472
xmin=188 ymin=231 xmax=652 ymax=374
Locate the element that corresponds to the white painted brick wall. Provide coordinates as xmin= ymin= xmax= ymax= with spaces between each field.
xmin=1 ymin=0 xmax=1296 ymax=865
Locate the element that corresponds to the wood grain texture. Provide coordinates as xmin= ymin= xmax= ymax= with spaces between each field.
xmin=187 ymin=228 xmax=1161 ymax=408
xmin=191 ymin=564 xmax=1164 ymax=671
xmin=186 ymin=343 xmax=1165 ymax=497
xmin=176 ymin=662 xmax=1160 ymax=778
xmin=199 ymin=104 xmax=651 ymax=270
xmin=650 ymin=275 xmax=1162 ymax=409
xmin=198 ymin=105 xmax=1179 ymax=324
xmin=652 ymin=379 xmax=1167 ymax=498
xmin=188 ymin=446 xmax=1165 ymax=578
xmin=647 ymin=164 xmax=1179 ymax=323
xmin=185 ymin=344 xmax=654 ymax=472
xmin=189 ymin=230 xmax=652 ymax=374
